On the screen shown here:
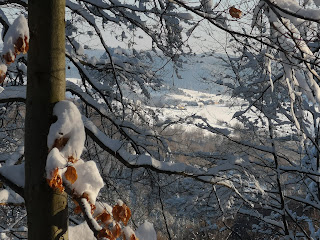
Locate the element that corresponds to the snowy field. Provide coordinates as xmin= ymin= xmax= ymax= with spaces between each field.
xmin=66 ymin=50 xmax=242 ymax=131
xmin=148 ymin=87 xmax=241 ymax=128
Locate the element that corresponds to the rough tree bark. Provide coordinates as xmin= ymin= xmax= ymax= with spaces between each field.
xmin=25 ymin=0 xmax=68 ymax=239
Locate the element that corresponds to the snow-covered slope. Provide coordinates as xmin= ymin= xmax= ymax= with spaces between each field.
xmin=66 ymin=49 xmax=239 ymax=128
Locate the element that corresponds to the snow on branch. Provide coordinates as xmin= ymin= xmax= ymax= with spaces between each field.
xmin=82 ymin=115 xmax=248 ymax=190
xmin=0 ymin=0 xmax=27 ymax=8
xmin=66 ymin=80 xmax=167 ymax=157
xmin=0 ymin=86 xmax=26 ymax=103
xmin=0 ymin=9 xmax=9 ymax=39
xmin=0 ymin=168 xmax=24 ymax=199
xmin=0 ymin=188 xmax=24 ymax=206
xmin=0 ymin=15 xmax=29 ymax=84
xmin=238 ymin=208 xmax=285 ymax=231
xmin=263 ymin=0 xmax=320 ymax=23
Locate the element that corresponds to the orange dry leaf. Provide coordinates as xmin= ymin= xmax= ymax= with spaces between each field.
xmin=98 ymin=228 xmax=114 ymax=240
xmin=15 ymin=36 xmax=28 ymax=54
xmin=74 ymin=205 xmax=82 ymax=214
xmin=47 ymin=168 xmax=64 ymax=192
xmin=229 ymin=7 xmax=242 ymax=19
xmin=65 ymin=166 xmax=78 ymax=184
xmin=3 ymin=52 xmax=16 ymax=64
xmin=130 ymin=234 xmax=139 ymax=240
xmin=112 ymin=223 xmax=121 ymax=238
xmin=72 ymin=199 xmax=82 ymax=214
xmin=96 ymin=211 xmax=112 ymax=224
xmin=112 ymin=203 xmax=132 ymax=226
xmin=25 ymin=37 xmax=29 ymax=53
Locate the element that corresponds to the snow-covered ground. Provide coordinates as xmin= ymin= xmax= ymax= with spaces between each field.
xmin=148 ymin=87 xmax=241 ymax=127
xmin=66 ymin=50 xmax=241 ymax=130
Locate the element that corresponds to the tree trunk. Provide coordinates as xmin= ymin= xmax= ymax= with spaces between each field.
xmin=25 ymin=0 xmax=67 ymax=239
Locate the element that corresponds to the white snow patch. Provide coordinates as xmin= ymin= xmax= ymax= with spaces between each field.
xmin=0 ymin=233 xmax=9 ymax=240
xmin=45 ymin=147 xmax=67 ymax=179
xmin=0 ymin=188 xmax=24 ymax=204
xmin=69 ymin=222 xmax=96 ymax=240
xmin=70 ymin=159 xmax=104 ymax=204
xmin=117 ymin=199 xmax=124 ymax=206
xmin=0 ymin=163 xmax=25 ymax=187
xmin=135 ymin=221 xmax=157 ymax=240
xmin=94 ymin=201 xmax=113 ymax=217
xmin=47 ymin=100 xmax=85 ymax=160
xmin=2 ymin=15 xmax=29 ymax=59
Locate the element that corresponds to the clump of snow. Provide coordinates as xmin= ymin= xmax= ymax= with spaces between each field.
xmin=135 ymin=221 xmax=157 ymax=240
xmin=47 ymin=100 xmax=85 ymax=159
xmin=94 ymin=201 xmax=113 ymax=217
xmin=69 ymin=222 xmax=96 ymax=240
xmin=0 ymin=163 xmax=25 ymax=187
xmin=0 ymin=188 xmax=24 ymax=204
xmin=70 ymin=159 xmax=104 ymax=204
xmin=0 ymin=233 xmax=9 ymax=240
xmin=117 ymin=199 xmax=124 ymax=206
xmin=45 ymin=147 xmax=67 ymax=179
xmin=201 ymin=0 xmax=213 ymax=12
xmin=2 ymin=15 xmax=29 ymax=61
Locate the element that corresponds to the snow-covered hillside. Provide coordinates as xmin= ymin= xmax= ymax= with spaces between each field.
xmin=66 ymin=49 xmax=240 ymax=129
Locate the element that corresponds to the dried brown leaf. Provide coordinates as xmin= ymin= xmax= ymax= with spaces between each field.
xmin=74 ymin=205 xmax=82 ymax=214
xmin=229 ymin=7 xmax=242 ymax=19
xmin=98 ymin=228 xmax=114 ymax=240
xmin=47 ymin=168 xmax=64 ymax=192
xmin=96 ymin=211 xmax=112 ymax=224
xmin=14 ymin=36 xmax=29 ymax=54
xmin=112 ymin=203 xmax=132 ymax=226
xmin=112 ymin=223 xmax=121 ymax=238
xmin=3 ymin=52 xmax=15 ymax=65
xmin=65 ymin=166 xmax=78 ymax=184
xmin=130 ymin=234 xmax=139 ymax=240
